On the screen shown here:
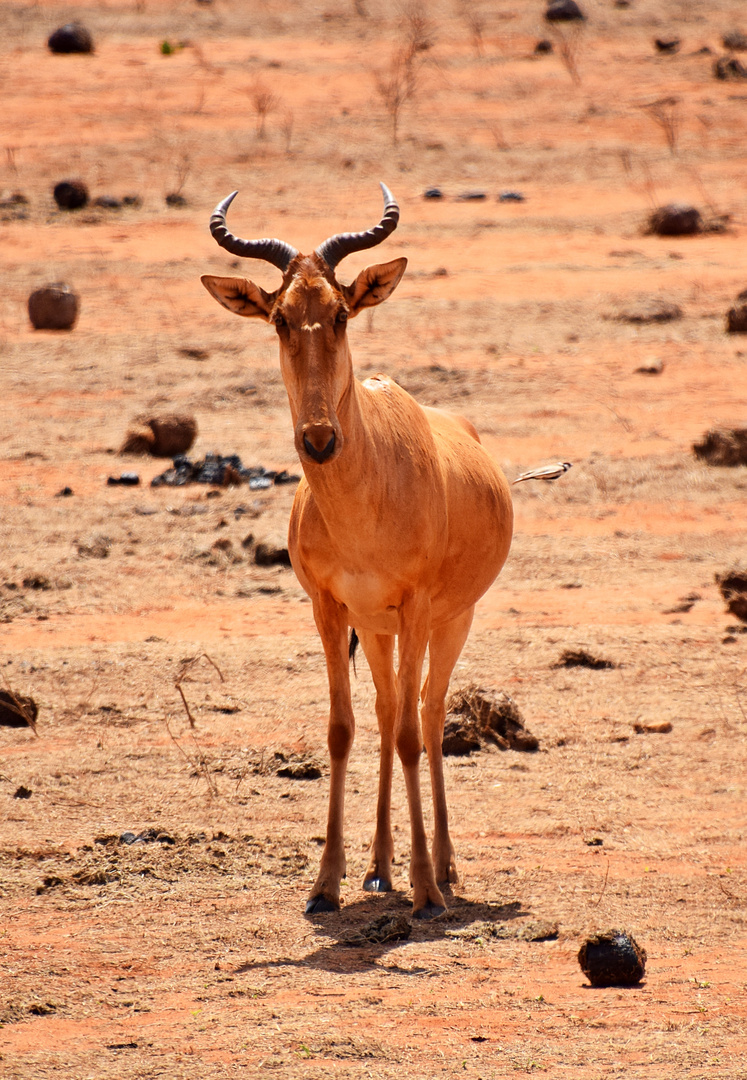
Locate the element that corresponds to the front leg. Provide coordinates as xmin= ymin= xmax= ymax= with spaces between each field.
xmin=395 ymin=593 xmax=446 ymax=920
xmin=305 ymin=591 xmax=354 ymax=915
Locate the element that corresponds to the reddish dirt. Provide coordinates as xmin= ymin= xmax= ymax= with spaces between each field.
xmin=1 ymin=2 xmax=746 ymax=1077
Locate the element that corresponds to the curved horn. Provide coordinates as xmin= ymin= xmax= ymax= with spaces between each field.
xmin=208 ymin=191 xmax=299 ymax=272
xmin=315 ymin=182 xmax=399 ymax=271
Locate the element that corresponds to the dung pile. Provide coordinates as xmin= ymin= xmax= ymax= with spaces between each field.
xmin=150 ymin=453 xmax=300 ymax=489
xmin=442 ymin=686 xmax=538 ymax=756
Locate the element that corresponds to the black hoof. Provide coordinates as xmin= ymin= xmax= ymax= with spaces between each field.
xmin=413 ymin=901 xmax=446 ymax=921
xmin=305 ymin=895 xmax=338 ymax=915
xmin=363 ymin=877 xmax=393 ymax=893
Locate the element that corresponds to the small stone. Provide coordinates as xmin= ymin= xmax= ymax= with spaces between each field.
xmin=578 ymin=930 xmax=646 ymax=987
xmin=535 ymin=39 xmax=553 ymax=54
xmin=713 ymin=55 xmax=747 ymax=80
xmin=423 ymin=187 xmax=443 ymax=199
xmin=165 ymin=192 xmax=188 ymax=207
xmin=654 ymin=38 xmax=680 ymax=53
xmin=722 ymin=30 xmax=747 ymax=51
xmin=55 ymin=486 xmax=74 ymax=497
xmin=53 ymin=179 xmax=89 ymax=210
xmin=93 ymin=195 xmax=122 ymax=209
xmin=107 ymin=473 xmax=140 ymax=486
xmin=499 ymin=190 xmax=525 ymax=202
xmin=13 ymin=785 xmax=33 ymax=799
xmin=254 ymin=541 xmax=291 ymax=567
xmin=457 ymin=191 xmax=487 ymax=201
xmin=648 ymin=204 xmax=701 ymax=236
xmin=48 ymin=23 xmax=93 ymax=54
xmin=726 ymin=304 xmax=747 ymax=333
xmin=545 ymin=0 xmax=585 ymax=22
xmin=693 ymin=428 xmax=747 ymax=467
xmin=28 ymin=283 xmax=80 ymax=330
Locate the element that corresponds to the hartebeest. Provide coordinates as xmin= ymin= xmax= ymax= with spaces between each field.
xmin=202 ymin=185 xmax=513 ymax=919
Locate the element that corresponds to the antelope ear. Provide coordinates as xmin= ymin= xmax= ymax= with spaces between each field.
xmin=201 ymin=275 xmax=276 ymax=320
xmin=343 ymin=257 xmax=407 ymax=315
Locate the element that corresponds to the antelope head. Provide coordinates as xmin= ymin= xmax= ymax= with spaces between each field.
xmin=201 ymin=184 xmax=407 ymax=467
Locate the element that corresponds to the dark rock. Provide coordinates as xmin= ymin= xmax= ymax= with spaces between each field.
xmin=457 ymin=191 xmax=487 ymax=201
xmin=0 ymin=689 xmax=38 ymax=729
xmin=654 ymin=38 xmax=680 ymax=53
xmin=13 ymin=786 xmax=33 ymax=799
xmin=23 ymin=575 xmax=51 ymax=590
xmin=554 ymin=649 xmax=616 ymax=670
xmin=716 ymin=569 xmax=747 ymax=623
xmin=545 ymin=1 xmax=585 ymax=22
xmin=423 ymin=187 xmax=443 ymax=199
xmin=634 ymin=357 xmax=664 ymax=374
xmin=53 ymin=179 xmax=89 ymax=210
xmin=726 ymin=304 xmax=747 ymax=333
xmin=28 ymin=283 xmax=80 ymax=330
xmin=535 ymin=39 xmax=553 ymax=54
xmin=578 ymin=930 xmax=646 ymax=987
xmin=713 ymin=55 xmax=747 ymax=80
xmin=693 ymin=428 xmax=747 ymax=467
xmin=107 ymin=473 xmax=140 ymax=486
xmin=0 ymin=191 xmax=28 ymax=207
xmin=616 ymin=299 xmax=682 ymax=324
xmin=722 ymin=30 xmax=747 ymax=51
xmin=120 ymin=413 xmax=197 ymax=457
xmin=122 ymin=194 xmax=143 ymax=207
xmin=254 ymin=540 xmax=292 ymax=568
xmin=48 ymin=23 xmax=93 ymax=54
xmin=499 ymin=190 xmax=525 ymax=202
xmin=273 ymin=469 xmax=301 ymax=485
xmin=165 ymin=192 xmax=188 ymax=207
xmin=55 ymin=486 xmax=74 ymax=497
xmin=94 ymin=195 xmax=122 ymax=209
xmin=443 ymin=685 xmax=538 ymax=755
xmin=647 ymin=204 xmax=701 ymax=237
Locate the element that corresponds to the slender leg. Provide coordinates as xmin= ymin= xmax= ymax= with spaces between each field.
xmin=422 ymin=606 xmax=474 ymax=887
xmin=395 ymin=593 xmax=445 ymax=920
xmin=357 ymin=631 xmax=397 ymax=892
xmin=305 ymin=591 xmax=354 ymax=914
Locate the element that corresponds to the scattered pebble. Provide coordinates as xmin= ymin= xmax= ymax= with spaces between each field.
xmin=534 ymin=39 xmax=553 ymax=54
xmin=53 ymin=179 xmax=89 ymax=211
xmin=655 ymin=38 xmax=680 ymax=53
xmin=457 ymin=191 xmax=487 ymax=201
xmin=499 ymin=190 xmax=525 ymax=202
xmin=28 ymin=283 xmax=80 ymax=330
xmin=151 ymin=453 xmax=299 ymax=489
xmin=713 ymin=55 xmax=747 ymax=80
xmin=423 ymin=187 xmax=443 ymax=199
xmin=693 ymin=427 xmax=747 ymax=467
xmin=545 ymin=0 xmax=585 ymax=22
xmin=48 ymin=23 xmax=93 ymax=54
xmin=107 ymin=473 xmax=140 ymax=486
xmin=55 ymin=486 xmax=74 ymax=497
xmin=647 ymin=203 xmax=701 ymax=237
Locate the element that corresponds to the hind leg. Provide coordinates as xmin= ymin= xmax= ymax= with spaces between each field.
xmin=422 ymin=605 xmax=474 ymax=887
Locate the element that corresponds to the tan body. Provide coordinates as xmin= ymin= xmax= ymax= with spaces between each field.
xmin=202 ymin=189 xmax=513 ymax=918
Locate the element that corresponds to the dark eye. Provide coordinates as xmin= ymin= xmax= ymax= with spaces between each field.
xmin=336 ymin=309 xmax=348 ymax=325
xmin=273 ymin=310 xmax=286 ymax=329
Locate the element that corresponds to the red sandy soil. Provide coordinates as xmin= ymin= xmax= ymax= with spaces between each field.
xmin=1 ymin=2 xmax=746 ymax=1078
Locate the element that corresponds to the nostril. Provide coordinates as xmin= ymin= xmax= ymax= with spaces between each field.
xmin=303 ymin=431 xmax=336 ymax=464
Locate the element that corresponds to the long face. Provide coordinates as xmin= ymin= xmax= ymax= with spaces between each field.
xmin=271 ymin=259 xmax=352 ymax=466
xmin=201 ymin=253 xmax=407 ymax=470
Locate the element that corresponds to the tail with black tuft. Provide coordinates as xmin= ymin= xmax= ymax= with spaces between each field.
xmin=349 ymin=628 xmax=359 ymax=676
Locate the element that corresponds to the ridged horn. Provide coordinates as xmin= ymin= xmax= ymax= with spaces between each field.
xmin=208 ymin=191 xmax=299 ymax=272
xmin=315 ymin=183 xmax=399 ymax=271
